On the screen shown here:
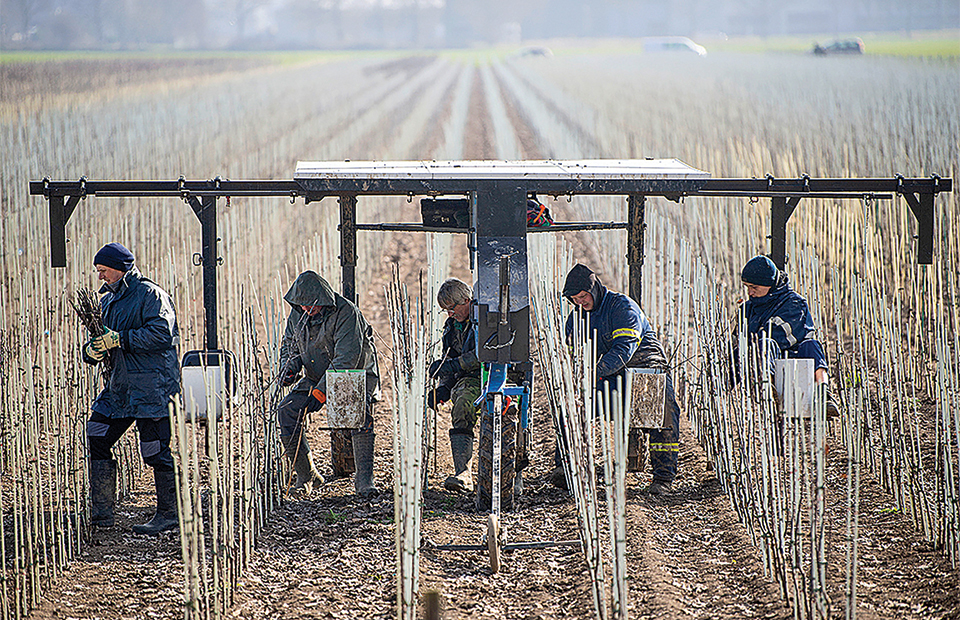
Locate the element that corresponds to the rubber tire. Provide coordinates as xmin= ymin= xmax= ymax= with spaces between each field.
xmin=475 ymin=400 xmax=517 ymax=512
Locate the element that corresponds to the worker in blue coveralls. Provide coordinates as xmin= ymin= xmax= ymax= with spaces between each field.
xmin=82 ymin=242 xmax=181 ymax=535
xmin=552 ymin=263 xmax=681 ymax=496
xmin=739 ymin=255 xmax=839 ymax=416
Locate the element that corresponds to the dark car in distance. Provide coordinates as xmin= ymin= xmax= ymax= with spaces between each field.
xmin=813 ymin=38 xmax=865 ymax=55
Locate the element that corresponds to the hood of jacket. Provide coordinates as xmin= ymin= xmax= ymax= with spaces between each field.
xmin=284 ymin=271 xmax=337 ymax=309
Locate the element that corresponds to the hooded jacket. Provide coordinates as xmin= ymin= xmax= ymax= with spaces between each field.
xmin=279 ymin=271 xmax=381 ymax=400
xmin=564 ymin=277 xmax=666 ymax=378
xmin=742 ymin=275 xmax=816 ymax=353
xmin=82 ymin=266 xmax=181 ymax=418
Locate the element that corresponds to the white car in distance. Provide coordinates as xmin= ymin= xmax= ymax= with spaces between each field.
xmin=642 ymin=36 xmax=707 ymax=56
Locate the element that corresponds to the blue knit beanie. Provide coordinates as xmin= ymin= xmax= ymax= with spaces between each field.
xmin=741 ymin=255 xmax=779 ymax=287
xmin=93 ymin=243 xmax=135 ymax=273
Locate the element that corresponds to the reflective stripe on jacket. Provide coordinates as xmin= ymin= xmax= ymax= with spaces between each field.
xmin=742 ymin=279 xmax=816 ymax=353
xmin=565 ymin=283 xmax=666 ymax=378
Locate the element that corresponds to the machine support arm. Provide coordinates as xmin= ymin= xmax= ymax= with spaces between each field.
xmin=902 ymin=192 xmax=935 ymax=265
xmin=769 ymin=196 xmax=802 ymax=269
xmin=627 ymin=194 xmax=646 ymax=304
xmin=49 ymin=195 xmax=81 ymax=268
xmin=339 ymin=194 xmax=358 ymax=304
xmin=187 ymin=195 xmax=220 ymax=351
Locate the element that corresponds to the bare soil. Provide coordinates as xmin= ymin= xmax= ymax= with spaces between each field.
xmin=19 ymin=55 xmax=960 ymax=620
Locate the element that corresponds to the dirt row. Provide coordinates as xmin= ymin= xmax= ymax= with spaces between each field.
xmin=23 ymin=56 xmax=960 ymax=620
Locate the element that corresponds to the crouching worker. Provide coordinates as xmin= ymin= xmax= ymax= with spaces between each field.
xmin=82 ymin=243 xmax=181 ymax=535
xmin=277 ymin=271 xmax=382 ymax=497
xmin=557 ymin=264 xmax=682 ymax=496
xmin=739 ymin=255 xmax=838 ymax=417
xmin=426 ymin=278 xmax=481 ymax=493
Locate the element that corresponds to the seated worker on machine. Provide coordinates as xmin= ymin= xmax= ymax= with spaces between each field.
xmin=556 ymin=263 xmax=682 ymax=496
xmin=739 ymin=254 xmax=839 ymax=417
xmin=427 ymin=278 xmax=481 ymax=493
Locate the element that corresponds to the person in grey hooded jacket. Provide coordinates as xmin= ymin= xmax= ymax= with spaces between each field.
xmin=81 ymin=242 xmax=181 ymax=535
xmin=276 ymin=270 xmax=381 ymax=497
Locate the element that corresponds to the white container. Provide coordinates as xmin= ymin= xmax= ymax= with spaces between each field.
xmin=774 ymin=359 xmax=814 ymax=419
xmin=326 ymin=369 xmax=366 ymax=428
xmin=626 ymin=368 xmax=667 ymax=429
xmin=181 ymin=350 xmax=235 ymax=423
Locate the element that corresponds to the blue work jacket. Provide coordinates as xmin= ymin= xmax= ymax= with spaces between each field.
xmin=742 ymin=278 xmax=816 ymax=353
xmin=565 ymin=284 xmax=663 ymax=378
xmin=82 ymin=267 xmax=181 ymax=419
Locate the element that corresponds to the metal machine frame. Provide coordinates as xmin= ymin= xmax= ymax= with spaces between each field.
xmin=30 ymin=159 xmax=952 ymax=571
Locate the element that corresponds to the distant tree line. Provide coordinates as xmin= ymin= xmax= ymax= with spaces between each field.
xmin=2 ymin=0 xmax=957 ymax=51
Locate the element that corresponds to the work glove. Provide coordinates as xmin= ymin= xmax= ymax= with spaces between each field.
xmin=428 ymin=358 xmax=460 ymax=378
xmin=426 ymin=385 xmax=451 ymax=410
xmin=95 ymin=327 xmax=121 ymax=350
xmin=83 ymin=339 xmax=106 ymax=362
xmin=279 ymin=358 xmax=302 ymax=387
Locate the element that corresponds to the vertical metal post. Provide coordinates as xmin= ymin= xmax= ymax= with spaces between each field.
xmin=200 ymin=195 xmax=218 ymax=351
xmin=627 ymin=194 xmax=646 ymax=304
xmin=49 ymin=195 xmax=67 ymax=268
xmin=339 ymin=194 xmax=358 ymax=304
xmin=903 ymin=192 xmax=935 ymax=265
xmin=769 ymin=196 xmax=801 ymax=270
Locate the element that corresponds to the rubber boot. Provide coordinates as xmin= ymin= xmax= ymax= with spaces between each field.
xmin=352 ymin=432 xmax=379 ymax=497
xmin=281 ymin=434 xmax=324 ymax=494
xmin=90 ymin=459 xmax=117 ymax=527
xmin=444 ymin=431 xmax=474 ymax=493
xmin=626 ymin=428 xmax=645 ymax=473
xmin=550 ymin=444 xmax=568 ymax=490
xmin=132 ymin=469 xmax=179 ymax=535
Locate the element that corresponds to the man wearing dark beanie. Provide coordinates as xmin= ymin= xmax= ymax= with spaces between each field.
xmin=739 ymin=254 xmax=838 ymax=416
xmin=82 ymin=242 xmax=181 ymax=535
xmin=554 ymin=263 xmax=682 ymax=496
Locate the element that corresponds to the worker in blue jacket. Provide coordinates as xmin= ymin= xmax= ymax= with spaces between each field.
xmin=555 ymin=264 xmax=681 ymax=496
xmin=740 ymin=255 xmax=838 ymax=415
xmin=81 ymin=243 xmax=181 ymax=535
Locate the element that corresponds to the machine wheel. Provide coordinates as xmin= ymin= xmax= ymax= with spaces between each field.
xmin=487 ymin=513 xmax=501 ymax=573
xmin=475 ymin=400 xmax=517 ymax=512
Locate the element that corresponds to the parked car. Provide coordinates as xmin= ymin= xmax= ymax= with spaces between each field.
xmin=813 ymin=38 xmax=864 ymax=55
xmin=642 ymin=36 xmax=707 ymax=56
xmin=514 ymin=45 xmax=553 ymax=58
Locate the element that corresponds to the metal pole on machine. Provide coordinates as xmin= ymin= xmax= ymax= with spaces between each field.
xmin=185 ymin=193 xmax=219 ymax=351
xmin=627 ymin=193 xmax=646 ymax=305
xmin=473 ymin=180 xmax=528 ymax=572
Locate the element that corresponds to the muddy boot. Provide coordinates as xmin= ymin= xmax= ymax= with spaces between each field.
xmin=352 ymin=432 xmax=379 ymax=498
xmin=444 ymin=431 xmax=474 ymax=493
xmin=550 ymin=466 xmax=569 ymax=490
xmin=647 ymin=479 xmax=673 ymax=496
xmin=90 ymin=459 xmax=117 ymax=527
xmin=825 ymin=391 xmax=841 ymax=419
xmin=281 ymin=434 xmax=324 ymax=494
xmin=132 ymin=469 xmax=179 ymax=535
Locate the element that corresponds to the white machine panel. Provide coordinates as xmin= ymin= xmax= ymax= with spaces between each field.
xmin=295 ymin=158 xmax=710 ymax=181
